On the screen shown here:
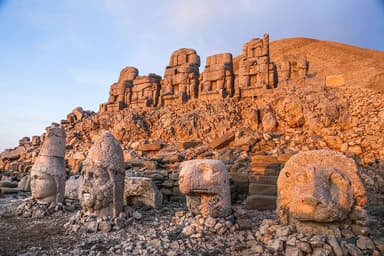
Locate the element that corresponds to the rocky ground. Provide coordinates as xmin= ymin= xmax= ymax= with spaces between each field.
xmin=0 ymin=188 xmax=383 ymax=256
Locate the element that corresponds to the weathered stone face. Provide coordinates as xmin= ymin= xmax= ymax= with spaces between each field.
xmin=30 ymin=127 xmax=66 ymax=204
xmin=31 ymin=172 xmax=57 ymax=202
xmin=80 ymin=166 xmax=114 ymax=213
xmin=284 ymin=166 xmax=353 ymax=222
xmin=179 ymin=159 xmax=231 ymax=218
xmin=79 ymin=132 xmax=125 ymax=217
xmin=277 ymin=150 xmax=367 ymax=231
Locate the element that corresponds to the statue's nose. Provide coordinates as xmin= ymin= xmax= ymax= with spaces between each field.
xmin=302 ymin=196 xmax=321 ymax=207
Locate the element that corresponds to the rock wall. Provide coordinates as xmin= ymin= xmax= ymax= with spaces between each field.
xmin=98 ymin=33 xmax=309 ymax=112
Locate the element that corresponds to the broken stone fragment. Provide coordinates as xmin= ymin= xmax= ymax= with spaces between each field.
xmin=124 ymin=176 xmax=163 ymax=209
xmin=17 ymin=174 xmax=31 ymax=191
xmin=209 ymin=132 xmax=235 ymax=150
xmin=65 ymin=175 xmax=80 ymax=200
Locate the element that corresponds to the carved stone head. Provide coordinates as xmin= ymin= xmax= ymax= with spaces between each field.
xmin=79 ymin=132 xmax=125 ymax=217
xmin=31 ymin=127 xmax=66 ymax=204
xmin=179 ymin=159 xmax=231 ymax=218
xmin=277 ymin=150 xmax=367 ymax=232
xmin=118 ymin=66 xmax=139 ymax=82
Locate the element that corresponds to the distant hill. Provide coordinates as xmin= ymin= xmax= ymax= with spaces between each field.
xmin=269 ymin=37 xmax=384 ymax=92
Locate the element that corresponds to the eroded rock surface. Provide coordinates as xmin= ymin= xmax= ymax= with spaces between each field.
xmin=179 ymin=159 xmax=231 ymax=218
xmin=277 ymin=149 xmax=367 ymax=234
xmin=79 ymin=132 xmax=125 ymax=218
xmin=30 ymin=126 xmax=66 ymax=204
xmin=65 ymin=175 xmax=80 ymax=200
xmin=161 ymin=48 xmax=200 ymax=105
xmin=124 ymin=176 xmax=163 ymax=209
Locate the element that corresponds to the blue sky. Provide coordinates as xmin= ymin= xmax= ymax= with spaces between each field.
xmin=0 ymin=0 xmax=383 ymax=151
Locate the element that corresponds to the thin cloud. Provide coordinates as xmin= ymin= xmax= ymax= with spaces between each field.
xmin=67 ymin=68 xmax=117 ymax=87
xmin=165 ymin=1 xmax=213 ymax=31
xmin=162 ymin=0 xmax=265 ymax=33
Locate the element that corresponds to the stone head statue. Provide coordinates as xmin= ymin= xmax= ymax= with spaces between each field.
xmin=277 ymin=150 xmax=367 ymax=233
xmin=179 ymin=159 xmax=231 ymax=218
xmin=79 ymin=131 xmax=125 ymax=217
xmin=31 ymin=127 xmax=66 ymax=204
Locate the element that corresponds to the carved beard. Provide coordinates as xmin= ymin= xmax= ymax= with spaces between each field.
xmin=81 ymin=181 xmax=113 ymax=211
xmin=289 ymin=199 xmax=343 ymax=222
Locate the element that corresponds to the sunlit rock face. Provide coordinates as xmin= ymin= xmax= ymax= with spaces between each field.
xmin=277 ymin=150 xmax=367 ymax=234
xmin=79 ymin=132 xmax=125 ymax=217
xmin=30 ymin=127 xmax=66 ymax=204
xmin=160 ymin=48 xmax=200 ymax=105
xmin=179 ymin=159 xmax=231 ymax=218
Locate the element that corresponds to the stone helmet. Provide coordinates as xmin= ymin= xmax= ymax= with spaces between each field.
xmin=83 ymin=131 xmax=124 ymax=174
xmin=31 ymin=126 xmax=66 ymax=203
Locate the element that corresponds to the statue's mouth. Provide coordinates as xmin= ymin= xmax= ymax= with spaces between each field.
xmin=82 ymin=192 xmax=90 ymax=200
xmin=191 ymin=188 xmax=213 ymax=194
xmin=291 ymin=203 xmax=333 ymax=222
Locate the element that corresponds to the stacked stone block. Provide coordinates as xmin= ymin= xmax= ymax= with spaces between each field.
xmin=245 ymin=154 xmax=289 ymax=210
xmin=199 ymin=53 xmax=234 ymax=100
xmin=129 ymin=74 xmax=161 ymax=108
xmin=236 ymin=34 xmax=276 ymax=97
xmin=160 ymin=48 xmax=200 ymax=105
xmin=277 ymin=55 xmax=308 ymax=86
xmin=100 ymin=66 xmax=139 ymax=112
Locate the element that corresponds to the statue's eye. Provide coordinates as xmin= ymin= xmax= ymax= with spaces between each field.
xmin=330 ymin=172 xmax=349 ymax=187
xmin=296 ymin=173 xmax=307 ymax=183
xmin=285 ymin=172 xmax=290 ymax=178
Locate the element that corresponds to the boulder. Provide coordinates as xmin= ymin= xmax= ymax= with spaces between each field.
xmin=124 ymin=176 xmax=163 ymax=208
xmin=65 ymin=175 xmax=80 ymax=200
xmin=0 ymin=147 xmax=25 ymax=161
xmin=209 ymin=132 xmax=235 ymax=150
xmin=18 ymin=175 xmax=31 ymax=191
